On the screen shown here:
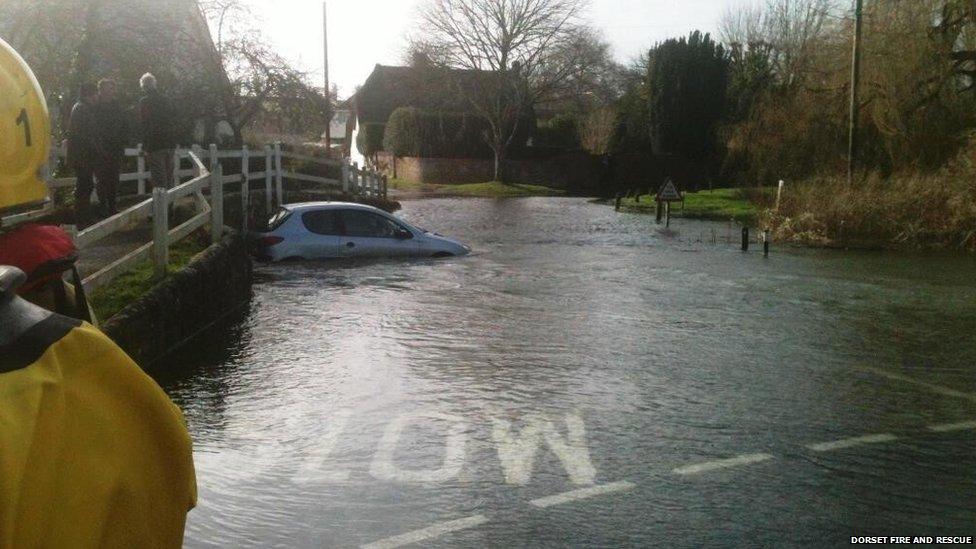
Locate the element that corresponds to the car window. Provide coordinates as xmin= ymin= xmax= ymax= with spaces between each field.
xmin=340 ymin=210 xmax=406 ymax=238
xmin=267 ymin=208 xmax=293 ymax=231
xmin=302 ymin=210 xmax=343 ymax=236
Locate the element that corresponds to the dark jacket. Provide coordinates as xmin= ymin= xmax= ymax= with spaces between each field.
xmin=93 ymin=100 xmax=128 ymax=160
xmin=139 ymin=90 xmax=176 ymax=152
xmin=66 ymin=101 xmax=97 ymax=166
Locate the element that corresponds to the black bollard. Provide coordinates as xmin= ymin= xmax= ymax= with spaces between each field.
xmin=741 ymin=226 xmax=749 ymax=251
xmin=763 ymin=229 xmax=770 ymax=257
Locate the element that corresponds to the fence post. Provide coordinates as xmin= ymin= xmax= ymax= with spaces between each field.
xmin=172 ymin=146 xmax=181 ymax=187
xmin=192 ymin=144 xmax=204 ymax=176
xmin=208 ymin=143 xmax=218 ymax=175
xmin=274 ymin=142 xmax=284 ymax=207
xmin=352 ymin=163 xmax=360 ymax=195
xmin=136 ymin=143 xmax=146 ymax=195
xmin=211 ymin=163 xmax=224 ymax=243
xmin=241 ymin=145 xmax=250 ymax=231
xmin=341 ymin=162 xmax=350 ymax=194
xmin=152 ymin=186 xmax=169 ymax=279
xmin=264 ymin=144 xmax=273 ymax=215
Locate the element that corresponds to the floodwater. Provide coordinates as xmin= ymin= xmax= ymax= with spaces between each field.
xmin=155 ymin=197 xmax=976 ymax=548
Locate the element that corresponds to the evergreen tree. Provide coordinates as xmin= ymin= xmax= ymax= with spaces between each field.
xmin=646 ymin=31 xmax=730 ymax=162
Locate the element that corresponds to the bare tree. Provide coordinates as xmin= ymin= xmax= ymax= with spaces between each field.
xmin=413 ymin=0 xmax=586 ymax=180
xmin=540 ymin=26 xmax=626 ymax=113
xmin=200 ymin=0 xmax=331 ymax=144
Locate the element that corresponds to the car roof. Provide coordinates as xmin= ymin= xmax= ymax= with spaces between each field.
xmin=282 ymin=201 xmax=385 ymax=213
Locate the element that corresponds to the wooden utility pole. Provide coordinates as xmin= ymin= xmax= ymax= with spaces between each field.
xmin=847 ymin=0 xmax=864 ymax=185
xmin=323 ymin=1 xmax=331 ymax=146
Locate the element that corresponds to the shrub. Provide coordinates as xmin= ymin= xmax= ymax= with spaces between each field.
xmin=356 ymin=123 xmax=386 ymax=165
xmin=383 ymin=107 xmax=492 ymax=158
xmin=534 ymin=114 xmax=580 ymax=150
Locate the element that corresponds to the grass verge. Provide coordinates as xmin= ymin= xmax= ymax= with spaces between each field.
xmin=617 ymin=188 xmax=765 ymax=223
xmin=90 ymin=237 xmax=209 ymax=321
xmin=390 ymin=179 xmax=564 ymax=198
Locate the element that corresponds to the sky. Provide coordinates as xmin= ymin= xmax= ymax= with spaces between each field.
xmin=237 ymin=0 xmax=754 ymax=98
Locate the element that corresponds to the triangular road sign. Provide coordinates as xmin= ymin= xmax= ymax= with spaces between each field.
xmin=657 ymin=179 xmax=683 ymax=202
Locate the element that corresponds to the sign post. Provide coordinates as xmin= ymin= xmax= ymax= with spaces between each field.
xmin=656 ymin=179 xmax=683 ymax=227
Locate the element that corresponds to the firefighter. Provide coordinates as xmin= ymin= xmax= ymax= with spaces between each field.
xmin=0 ymin=37 xmax=197 ymax=548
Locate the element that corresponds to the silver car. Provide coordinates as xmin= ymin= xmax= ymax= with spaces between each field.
xmin=251 ymin=202 xmax=471 ymax=262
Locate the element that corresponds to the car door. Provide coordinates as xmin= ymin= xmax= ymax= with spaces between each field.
xmin=297 ymin=209 xmax=342 ymax=258
xmin=337 ymin=209 xmax=418 ymax=258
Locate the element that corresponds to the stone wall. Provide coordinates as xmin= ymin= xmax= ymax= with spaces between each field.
xmin=101 ymin=232 xmax=253 ymax=367
xmin=395 ymin=157 xmax=493 ymax=184
xmin=392 ymin=153 xmax=601 ymax=191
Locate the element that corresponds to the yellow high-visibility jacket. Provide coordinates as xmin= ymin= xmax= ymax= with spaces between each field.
xmin=0 ymin=311 xmax=196 ymax=548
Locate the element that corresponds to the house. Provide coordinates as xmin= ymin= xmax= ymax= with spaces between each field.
xmin=348 ymin=64 xmax=491 ymax=166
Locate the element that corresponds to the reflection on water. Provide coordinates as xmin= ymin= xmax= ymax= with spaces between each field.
xmin=155 ymin=198 xmax=976 ymax=548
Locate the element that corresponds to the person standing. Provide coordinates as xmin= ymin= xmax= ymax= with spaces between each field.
xmin=92 ymin=78 xmax=127 ymax=217
xmin=66 ymin=83 xmax=98 ymax=219
xmin=139 ymin=73 xmax=177 ymax=190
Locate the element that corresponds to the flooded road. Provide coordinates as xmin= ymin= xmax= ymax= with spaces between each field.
xmin=155 ymin=197 xmax=976 ymax=548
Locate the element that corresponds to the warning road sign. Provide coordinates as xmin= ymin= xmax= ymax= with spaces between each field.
xmin=657 ymin=179 xmax=683 ymax=202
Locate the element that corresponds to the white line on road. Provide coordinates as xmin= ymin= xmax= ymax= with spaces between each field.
xmin=927 ymin=420 xmax=976 ymax=433
xmin=859 ymin=366 xmax=976 ymax=403
xmin=806 ymin=433 xmax=897 ymax=452
xmin=361 ymin=515 xmax=490 ymax=549
xmin=529 ymin=481 xmax=636 ymax=508
xmin=672 ymin=453 xmax=774 ymax=476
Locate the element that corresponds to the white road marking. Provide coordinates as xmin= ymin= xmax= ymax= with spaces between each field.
xmin=859 ymin=366 xmax=976 ymax=402
xmin=927 ymin=420 xmax=976 ymax=433
xmin=806 ymin=433 xmax=897 ymax=452
xmin=529 ymin=481 xmax=636 ymax=508
xmin=361 ymin=514 xmax=489 ymax=549
xmin=672 ymin=453 xmax=774 ymax=475
xmin=370 ymin=412 xmax=468 ymax=483
xmin=293 ymin=408 xmax=353 ymax=482
xmin=491 ymin=412 xmax=597 ymax=486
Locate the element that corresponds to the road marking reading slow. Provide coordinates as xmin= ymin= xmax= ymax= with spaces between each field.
xmin=859 ymin=366 xmax=976 ymax=403
xmin=529 ymin=481 xmax=635 ymax=508
xmin=370 ymin=412 xmax=469 ymax=483
xmin=361 ymin=514 xmax=489 ymax=549
xmin=672 ymin=453 xmax=773 ymax=475
xmin=927 ymin=420 xmax=976 ymax=433
xmin=806 ymin=433 xmax=897 ymax=452
xmin=491 ymin=413 xmax=597 ymax=486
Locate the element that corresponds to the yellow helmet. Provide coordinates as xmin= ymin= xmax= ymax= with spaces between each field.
xmin=0 ymin=37 xmax=50 ymax=213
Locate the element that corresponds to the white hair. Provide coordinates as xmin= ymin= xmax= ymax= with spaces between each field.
xmin=139 ymin=72 xmax=157 ymax=91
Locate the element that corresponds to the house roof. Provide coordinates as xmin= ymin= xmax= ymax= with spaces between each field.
xmin=353 ymin=64 xmax=492 ymax=125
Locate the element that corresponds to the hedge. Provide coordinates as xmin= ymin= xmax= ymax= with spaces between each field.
xmin=383 ymin=107 xmax=492 ymax=159
xmin=356 ymin=123 xmax=386 ymax=158
xmin=534 ymin=113 xmax=580 ymax=150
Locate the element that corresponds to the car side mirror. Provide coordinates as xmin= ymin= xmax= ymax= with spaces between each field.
xmin=396 ymin=229 xmax=412 ymax=240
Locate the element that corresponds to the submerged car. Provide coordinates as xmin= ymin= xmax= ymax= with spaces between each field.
xmin=251 ymin=202 xmax=471 ymax=262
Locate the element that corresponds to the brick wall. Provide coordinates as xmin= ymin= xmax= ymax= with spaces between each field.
xmin=392 ymin=153 xmax=601 ymax=191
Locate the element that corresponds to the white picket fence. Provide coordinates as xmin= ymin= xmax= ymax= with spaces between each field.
xmin=1 ymin=143 xmax=387 ymax=294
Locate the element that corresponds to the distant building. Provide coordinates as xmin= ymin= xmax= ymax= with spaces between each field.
xmin=348 ymin=64 xmax=492 ymax=166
